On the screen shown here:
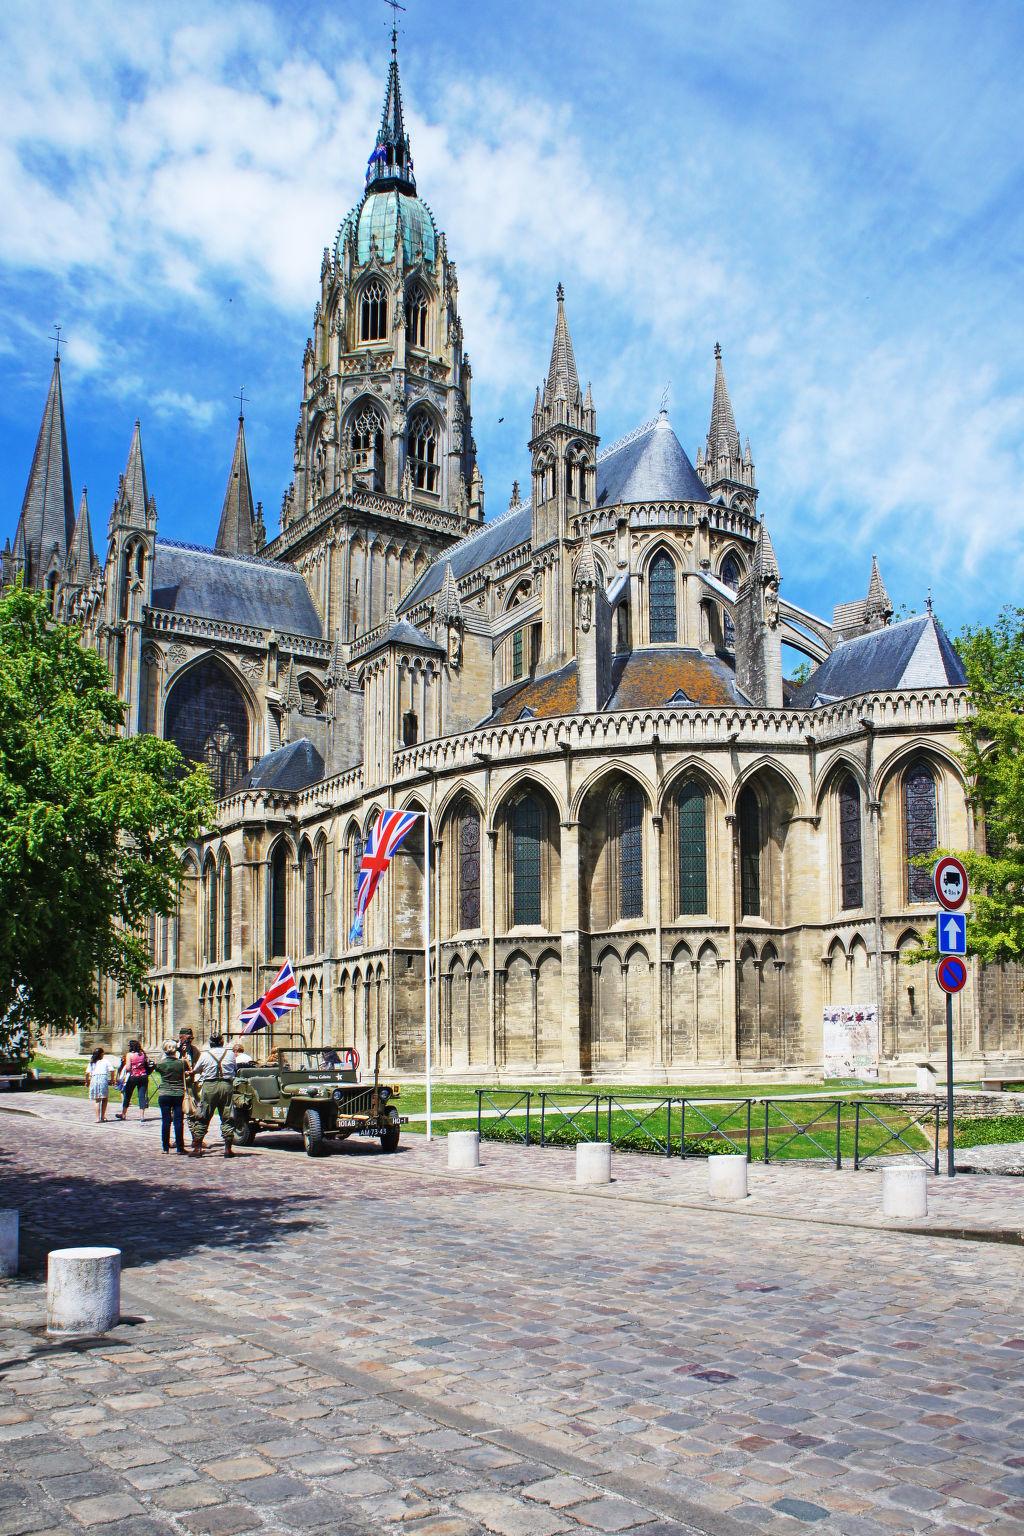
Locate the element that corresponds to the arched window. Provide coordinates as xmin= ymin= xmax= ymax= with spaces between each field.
xmin=738 ymin=785 xmax=762 ymax=918
xmin=511 ymin=629 xmax=524 ymax=680
xmin=270 ymin=843 xmax=288 ymax=958
xmin=347 ymin=406 xmax=385 ymax=493
xmin=511 ymin=795 xmax=543 ymax=926
xmin=303 ymin=845 xmax=316 ymax=955
xmin=458 ymin=806 xmax=481 ymax=930
xmin=202 ymin=859 xmax=218 ymax=965
xmin=616 ymin=787 xmax=644 ymax=920
xmin=408 ymin=408 xmax=439 ymax=493
xmin=405 ymin=285 xmax=428 ymax=348
xmin=359 ymin=279 xmax=388 ymax=342
xmin=298 ymin=677 xmax=326 ymax=716
xmin=164 ymin=657 xmax=250 ymax=799
xmin=220 ymin=855 xmax=232 ymax=961
xmin=649 ymin=552 xmax=677 ymax=643
xmin=721 ymin=553 xmax=741 ymax=648
xmin=839 ymin=776 xmax=863 ymax=909
xmin=351 ymin=833 xmax=363 ymax=941
xmin=677 ymin=782 xmax=708 ymax=914
xmin=904 ymin=760 xmax=937 ymax=903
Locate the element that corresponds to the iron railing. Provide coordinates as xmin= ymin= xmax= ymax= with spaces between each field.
xmin=474 ymin=1090 xmax=946 ymax=1171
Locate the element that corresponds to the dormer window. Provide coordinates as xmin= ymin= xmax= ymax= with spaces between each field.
xmin=408 ymin=408 xmax=439 ymax=493
xmin=360 ymin=279 xmax=388 ymax=342
xmin=406 ymin=285 xmax=429 ymax=348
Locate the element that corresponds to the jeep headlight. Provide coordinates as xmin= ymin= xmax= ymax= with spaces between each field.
xmin=333 ymin=1088 xmax=344 ymax=1103
xmin=379 ymin=1087 xmax=390 ymax=1104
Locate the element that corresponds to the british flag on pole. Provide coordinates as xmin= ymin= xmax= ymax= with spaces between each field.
xmin=349 ymin=808 xmax=420 ymax=945
xmin=239 ymin=959 xmax=301 ymax=1035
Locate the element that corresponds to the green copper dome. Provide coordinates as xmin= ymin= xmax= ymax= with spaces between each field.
xmin=337 ymin=190 xmax=437 ymax=267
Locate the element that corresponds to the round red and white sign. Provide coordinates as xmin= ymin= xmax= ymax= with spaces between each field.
xmin=933 ymin=855 xmax=969 ymax=911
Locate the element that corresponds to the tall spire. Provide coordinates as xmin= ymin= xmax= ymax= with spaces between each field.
xmin=215 ymin=413 xmax=256 ymax=557
xmin=544 ymin=283 xmax=581 ymax=408
xmin=114 ymin=420 xmax=152 ymax=529
xmin=365 ymin=27 xmax=415 ymax=194
xmin=14 ymin=353 xmax=76 ymax=588
xmin=66 ymin=488 xmax=94 ymax=584
xmin=865 ymin=554 xmax=893 ymax=627
xmin=707 ymin=342 xmax=740 ymax=461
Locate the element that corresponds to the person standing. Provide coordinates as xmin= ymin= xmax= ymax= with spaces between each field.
xmin=116 ymin=1039 xmax=151 ymax=1121
xmin=86 ymin=1049 xmax=114 ymax=1123
xmin=189 ymin=1034 xmax=238 ymax=1158
xmin=153 ymin=1042 xmax=188 ymax=1154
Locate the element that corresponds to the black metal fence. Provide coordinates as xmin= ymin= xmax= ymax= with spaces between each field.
xmin=475 ymin=1090 xmax=942 ymax=1172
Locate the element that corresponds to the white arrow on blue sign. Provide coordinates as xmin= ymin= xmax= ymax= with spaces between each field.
xmin=937 ymin=911 xmax=967 ymax=956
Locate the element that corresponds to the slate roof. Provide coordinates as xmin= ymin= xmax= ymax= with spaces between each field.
xmin=361 ymin=616 xmax=444 ymax=658
xmin=150 ymin=542 xmax=323 ymax=637
xmin=15 ymin=355 xmax=76 ymax=583
xmin=245 ymin=738 xmax=325 ymax=792
xmin=790 ymin=614 xmax=966 ymax=707
xmin=607 ymin=647 xmax=749 ymax=710
xmin=400 ymin=413 xmax=708 ymax=612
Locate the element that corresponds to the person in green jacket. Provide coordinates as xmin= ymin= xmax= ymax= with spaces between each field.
xmin=153 ymin=1043 xmax=188 ymax=1155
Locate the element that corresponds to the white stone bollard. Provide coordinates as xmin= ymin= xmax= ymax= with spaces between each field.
xmin=708 ymin=1153 xmax=749 ymax=1200
xmin=916 ymin=1063 xmax=938 ymax=1092
xmin=46 ymin=1247 xmax=120 ymax=1337
xmin=447 ymin=1130 xmax=480 ymax=1170
xmin=576 ymin=1142 xmax=612 ymax=1185
xmin=0 ymin=1211 xmax=17 ymax=1277
xmin=881 ymin=1166 xmax=928 ymax=1219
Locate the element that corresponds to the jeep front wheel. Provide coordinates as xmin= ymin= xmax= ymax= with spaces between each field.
xmin=380 ymin=1109 xmax=400 ymax=1153
xmin=233 ymin=1115 xmax=256 ymax=1147
xmin=303 ymin=1109 xmax=327 ymax=1157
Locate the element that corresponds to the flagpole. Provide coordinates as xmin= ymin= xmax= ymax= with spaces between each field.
xmin=423 ymin=811 xmax=433 ymax=1141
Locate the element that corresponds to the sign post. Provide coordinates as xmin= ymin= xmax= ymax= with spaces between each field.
xmin=934 ymin=857 xmax=970 ymax=1178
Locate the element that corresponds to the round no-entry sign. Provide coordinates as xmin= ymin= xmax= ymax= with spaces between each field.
xmin=933 ymin=855 xmax=969 ymax=911
xmin=936 ymin=956 xmax=968 ymax=994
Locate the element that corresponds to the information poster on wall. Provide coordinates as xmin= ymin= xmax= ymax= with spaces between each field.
xmin=822 ymin=1006 xmax=879 ymax=1080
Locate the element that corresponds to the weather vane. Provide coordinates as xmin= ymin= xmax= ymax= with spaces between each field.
xmin=50 ymin=324 xmax=64 ymax=361
xmin=383 ymin=0 xmax=406 ymax=49
xmin=236 ymin=384 xmax=248 ymax=420
xmin=660 ymin=382 xmax=671 ymax=414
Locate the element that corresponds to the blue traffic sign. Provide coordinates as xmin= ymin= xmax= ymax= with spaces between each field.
xmin=937 ymin=911 xmax=967 ymax=956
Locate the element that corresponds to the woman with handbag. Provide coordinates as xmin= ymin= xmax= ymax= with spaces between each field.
xmin=115 ymin=1038 xmax=151 ymax=1121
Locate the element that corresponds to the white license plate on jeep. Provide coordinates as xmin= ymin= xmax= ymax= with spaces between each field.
xmin=335 ymin=1117 xmax=362 ymax=1129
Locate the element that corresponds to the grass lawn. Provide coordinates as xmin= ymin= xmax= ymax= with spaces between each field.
xmin=392 ymin=1078 xmax=886 ymax=1120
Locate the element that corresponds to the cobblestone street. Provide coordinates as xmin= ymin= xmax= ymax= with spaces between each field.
xmin=1 ymin=1098 xmax=1023 ymax=1536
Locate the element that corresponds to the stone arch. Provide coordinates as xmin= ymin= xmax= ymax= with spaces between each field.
xmin=593 ymin=945 xmax=625 ymax=1070
xmin=577 ymin=768 xmax=652 ymax=932
xmin=734 ymin=765 xmax=799 ymax=925
xmin=492 ymin=779 xmax=562 ymax=933
xmin=164 ymin=653 xmax=254 ymax=799
xmin=267 ymin=834 xmax=295 ymax=961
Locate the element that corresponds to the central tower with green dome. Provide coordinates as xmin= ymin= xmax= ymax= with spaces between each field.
xmin=269 ymin=27 xmax=482 ymax=649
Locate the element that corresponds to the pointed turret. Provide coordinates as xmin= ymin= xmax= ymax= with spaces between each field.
xmin=66 ymin=489 xmax=94 ymax=585
xmin=752 ymin=517 xmax=780 ymax=584
xmin=365 ymin=26 xmax=416 ymax=195
xmin=574 ymin=527 xmax=599 ymax=591
xmin=215 ymin=413 xmax=256 ymax=557
xmin=545 ymin=283 xmax=581 ymax=407
xmin=285 ymin=656 xmax=302 ymax=712
xmin=866 ymin=555 xmax=892 ymax=627
xmin=14 ymin=353 xmax=76 ymax=588
xmin=697 ymin=343 xmax=757 ymax=504
xmin=112 ymin=420 xmax=154 ymax=531
xmin=438 ymin=561 xmax=463 ymax=624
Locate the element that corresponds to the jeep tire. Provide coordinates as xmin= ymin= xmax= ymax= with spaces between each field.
xmin=232 ymin=1115 xmax=256 ymax=1147
xmin=380 ymin=1108 xmax=400 ymax=1153
xmin=303 ymin=1108 xmax=327 ymax=1157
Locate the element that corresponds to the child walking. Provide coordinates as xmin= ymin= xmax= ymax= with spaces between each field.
xmin=86 ymin=1048 xmax=114 ymax=1123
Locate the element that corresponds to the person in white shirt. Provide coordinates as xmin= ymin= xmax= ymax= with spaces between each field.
xmin=188 ymin=1035 xmax=238 ymax=1158
xmin=86 ymin=1048 xmax=114 ymax=1122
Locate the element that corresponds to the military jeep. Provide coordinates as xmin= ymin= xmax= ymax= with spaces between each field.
xmin=231 ymin=1044 xmax=405 ymax=1156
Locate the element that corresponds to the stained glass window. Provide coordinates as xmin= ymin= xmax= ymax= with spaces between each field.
xmin=617 ymin=788 xmax=644 ymax=919
xmin=739 ymin=786 xmax=761 ymax=917
xmin=904 ymin=760 xmax=937 ymax=903
xmin=303 ymin=846 xmax=316 ymax=955
xmin=721 ymin=553 xmax=741 ymax=649
xmin=459 ymin=806 xmax=481 ymax=930
xmin=677 ymin=782 xmax=708 ymax=914
xmin=351 ymin=835 xmax=363 ymax=940
xmin=512 ymin=628 xmax=524 ymax=679
xmin=164 ymin=658 xmax=249 ymax=799
xmin=204 ymin=861 xmax=218 ymax=963
xmin=220 ymin=857 xmax=232 ymax=961
xmin=512 ymin=795 xmax=543 ymax=926
xmin=839 ymin=777 xmax=863 ymax=909
xmin=649 ymin=552 xmax=677 ymax=643
xmin=270 ymin=843 xmax=288 ymax=958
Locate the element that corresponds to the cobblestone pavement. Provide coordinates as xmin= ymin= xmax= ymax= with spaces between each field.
xmin=1 ymin=1098 xmax=1023 ymax=1536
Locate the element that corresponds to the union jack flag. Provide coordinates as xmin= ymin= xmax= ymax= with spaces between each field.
xmin=239 ymin=959 xmax=301 ymax=1035
xmin=349 ymin=808 xmax=420 ymax=946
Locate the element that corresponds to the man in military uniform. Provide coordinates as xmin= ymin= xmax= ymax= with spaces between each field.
xmin=189 ymin=1033 xmax=237 ymax=1158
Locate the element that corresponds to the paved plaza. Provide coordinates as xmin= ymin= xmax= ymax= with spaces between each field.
xmin=1 ymin=1098 xmax=1023 ymax=1536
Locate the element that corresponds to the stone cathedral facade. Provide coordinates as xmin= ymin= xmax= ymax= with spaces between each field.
xmin=5 ymin=38 xmax=1022 ymax=1080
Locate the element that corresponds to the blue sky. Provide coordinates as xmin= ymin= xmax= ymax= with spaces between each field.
xmin=1 ymin=0 xmax=1022 ymax=640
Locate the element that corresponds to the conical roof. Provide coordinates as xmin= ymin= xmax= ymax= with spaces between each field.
xmin=116 ymin=421 xmax=151 ymax=527
xmin=753 ymin=518 xmax=780 ymax=582
xmin=215 ymin=415 xmax=256 ymax=557
xmin=866 ymin=554 xmax=892 ymax=616
xmin=707 ymin=342 xmax=741 ymax=460
xmin=67 ymin=489 xmax=94 ymax=582
xmin=544 ymin=284 xmax=581 ymax=407
xmin=438 ymin=561 xmax=463 ymax=622
xmin=15 ymin=354 xmax=76 ymax=586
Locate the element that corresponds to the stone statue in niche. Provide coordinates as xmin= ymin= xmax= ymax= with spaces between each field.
xmin=447 ymin=620 xmax=463 ymax=670
xmin=764 ymin=580 xmax=780 ymax=630
xmin=578 ymin=588 xmax=592 ymax=634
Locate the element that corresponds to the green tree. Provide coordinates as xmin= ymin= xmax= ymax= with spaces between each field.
xmin=0 ymin=583 xmax=213 ymax=1034
xmin=916 ymin=605 xmax=1024 ymax=963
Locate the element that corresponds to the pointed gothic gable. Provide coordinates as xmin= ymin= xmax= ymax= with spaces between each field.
xmin=215 ymin=416 xmax=256 ymax=557
xmin=15 ymin=355 xmax=76 ymax=586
